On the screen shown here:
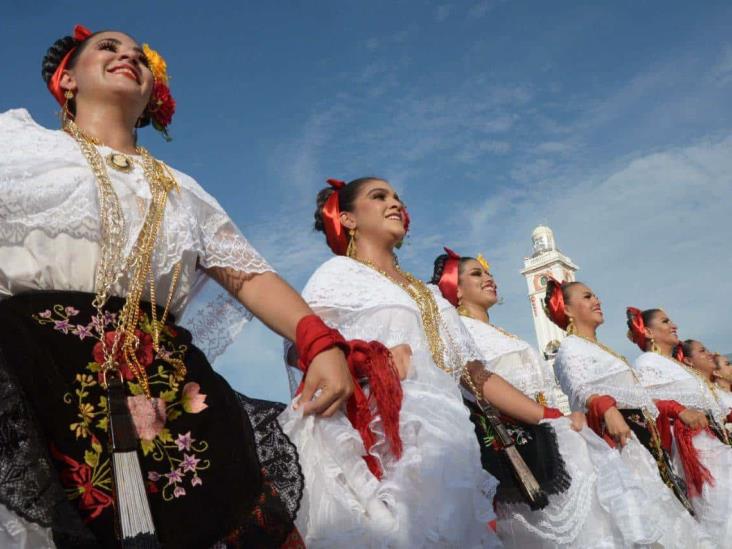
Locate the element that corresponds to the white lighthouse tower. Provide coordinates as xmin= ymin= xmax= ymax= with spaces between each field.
xmin=520 ymin=225 xmax=578 ymax=412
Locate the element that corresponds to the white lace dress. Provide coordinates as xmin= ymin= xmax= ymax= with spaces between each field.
xmin=0 ymin=109 xmax=275 ymax=548
xmin=278 ymin=257 xmax=501 ymax=548
xmin=554 ymin=336 xmax=715 ymax=548
xmin=463 ymin=318 xmax=692 ymax=548
xmin=635 ymin=352 xmax=732 ymax=539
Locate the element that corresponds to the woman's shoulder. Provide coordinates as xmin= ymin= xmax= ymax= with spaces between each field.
xmin=0 ymin=108 xmax=71 ymax=155
xmin=634 ymin=352 xmax=656 ymax=369
xmin=303 ymin=257 xmax=362 ymax=293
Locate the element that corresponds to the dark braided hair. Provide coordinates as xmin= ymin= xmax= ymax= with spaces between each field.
xmin=313 ymin=177 xmax=383 ymax=233
xmin=680 ymin=339 xmax=698 ymax=358
xmin=41 ymin=32 xmax=103 ymax=116
xmin=429 ymin=253 xmax=472 ymax=285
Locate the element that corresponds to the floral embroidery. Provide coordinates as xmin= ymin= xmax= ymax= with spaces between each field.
xmin=34 ymin=305 xmax=212 ymax=518
xmin=474 ymin=412 xmax=533 ymax=450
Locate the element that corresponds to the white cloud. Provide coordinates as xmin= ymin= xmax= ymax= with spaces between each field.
xmin=466 ymin=135 xmax=732 ymax=358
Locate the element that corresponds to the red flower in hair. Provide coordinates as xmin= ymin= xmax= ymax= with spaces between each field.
xmin=149 ymin=82 xmax=176 ymax=130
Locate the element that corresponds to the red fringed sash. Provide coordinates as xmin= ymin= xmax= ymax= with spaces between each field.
xmin=674 ymin=421 xmax=715 ymax=497
xmin=294 ymin=315 xmax=403 ymax=479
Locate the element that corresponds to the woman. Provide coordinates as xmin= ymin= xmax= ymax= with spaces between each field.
xmin=279 ymin=177 xmax=571 ymax=547
xmin=546 ymin=281 xmax=715 ymax=547
xmin=437 ymin=251 xmax=700 ymax=548
xmin=631 ymin=309 xmax=732 ymax=538
xmin=713 ymin=353 xmax=732 ymax=392
xmin=681 ymin=340 xmax=732 ymax=419
xmin=0 ymin=26 xmax=355 ymax=548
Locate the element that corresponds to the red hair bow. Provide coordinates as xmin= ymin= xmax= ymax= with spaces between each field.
xmin=544 ymin=277 xmax=569 ymax=330
xmin=322 ymin=179 xmax=348 ymax=255
xmin=626 ymin=307 xmax=648 ymax=351
xmin=438 ymin=247 xmax=461 ymax=307
xmin=48 ymin=24 xmax=93 ymax=106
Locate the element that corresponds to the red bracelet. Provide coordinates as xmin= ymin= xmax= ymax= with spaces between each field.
xmin=655 ymin=399 xmax=687 ymax=452
xmin=294 ymin=314 xmax=348 ymax=373
xmin=587 ymin=395 xmax=618 ymax=447
xmin=543 ymin=407 xmax=563 ymax=419
xmin=655 ymin=399 xmax=686 ymax=418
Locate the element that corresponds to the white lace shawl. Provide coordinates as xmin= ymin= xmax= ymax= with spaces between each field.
xmin=461 ymin=316 xmax=560 ymax=406
xmin=634 ymin=352 xmax=726 ymax=424
xmin=554 ymin=336 xmax=658 ymax=417
xmin=285 ymin=256 xmax=486 ymax=395
xmin=0 ymin=108 xmax=273 ymax=360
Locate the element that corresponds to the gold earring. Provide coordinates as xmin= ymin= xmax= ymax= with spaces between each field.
xmin=346 ymin=228 xmax=357 ymax=258
xmin=649 ymin=337 xmax=660 ymax=353
xmin=62 ymin=90 xmax=74 ymax=125
xmin=566 ymin=317 xmax=576 ymax=335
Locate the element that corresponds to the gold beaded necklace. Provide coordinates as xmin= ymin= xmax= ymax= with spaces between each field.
xmin=355 ymin=258 xmax=485 ymax=398
xmin=65 ymin=119 xmax=185 ymax=398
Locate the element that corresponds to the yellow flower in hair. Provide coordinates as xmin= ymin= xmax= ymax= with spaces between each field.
xmin=143 ymin=44 xmax=168 ymax=85
xmin=476 ymin=253 xmax=491 ymax=272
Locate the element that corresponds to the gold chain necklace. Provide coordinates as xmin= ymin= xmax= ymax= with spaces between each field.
xmin=65 ymin=120 xmax=185 ymax=397
xmin=354 ymin=258 xmax=484 ymax=398
xmin=653 ymin=351 xmax=720 ymax=399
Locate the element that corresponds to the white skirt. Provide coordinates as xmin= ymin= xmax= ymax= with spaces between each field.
xmin=606 ymin=435 xmax=715 ymax=548
xmin=278 ymin=349 xmax=501 ymax=548
xmin=675 ymin=429 xmax=732 ymax=540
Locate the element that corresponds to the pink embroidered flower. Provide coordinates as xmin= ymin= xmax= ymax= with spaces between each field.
xmin=181 ymin=382 xmax=208 ymax=414
xmin=175 ymin=431 xmax=194 ymax=452
xmin=39 ymin=310 xmax=52 ymax=318
xmin=65 ymin=306 xmax=80 ymax=316
xmin=173 ymin=485 xmax=186 ymax=498
xmin=191 ymin=476 xmax=202 ymax=487
xmin=127 ymin=396 xmax=166 ymax=441
xmin=54 ymin=319 xmax=72 ymax=334
xmin=75 ymin=324 xmax=93 ymax=340
xmin=147 ymin=471 xmax=161 ymax=482
xmin=165 ymin=468 xmax=183 ymax=483
xmin=181 ymin=453 xmax=200 ymax=473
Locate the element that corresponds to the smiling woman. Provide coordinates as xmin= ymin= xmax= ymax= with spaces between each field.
xmin=0 ymin=24 xmax=360 ymax=548
xmin=632 ymin=308 xmax=732 ymax=538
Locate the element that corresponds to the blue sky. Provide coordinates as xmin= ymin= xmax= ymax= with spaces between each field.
xmin=4 ymin=1 xmax=732 ymax=401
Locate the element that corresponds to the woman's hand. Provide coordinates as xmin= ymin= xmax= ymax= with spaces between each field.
xmin=603 ymin=407 xmax=632 ymax=447
xmin=678 ymin=408 xmax=709 ymax=430
xmin=298 ymin=347 xmax=354 ymax=417
xmin=568 ymin=411 xmax=587 ymax=432
xmin=390 ymin=344 xmax=412 ymax=380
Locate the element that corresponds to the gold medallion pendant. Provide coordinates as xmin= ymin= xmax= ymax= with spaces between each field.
xmin=106 ymin=152 xmax=134 ymax=173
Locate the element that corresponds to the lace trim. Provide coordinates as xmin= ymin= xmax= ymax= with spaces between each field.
xmin=236 ymin=394 xmax=303 ymax=522
xmin=0 ymin=346 xmax=62 ymax=528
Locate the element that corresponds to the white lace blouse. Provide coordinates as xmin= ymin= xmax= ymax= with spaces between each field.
xmin=285 ymin=256 xmax=487 ymax=394
xmin=634 ymin=352 xmax=726 ymax=424
xmin=0 ymin=108 xmax=273 ymax=360
xmin=554 ymin=335 xmax=658 ymax=417
xmin=460 ymin=316 xmax=560 ymax=406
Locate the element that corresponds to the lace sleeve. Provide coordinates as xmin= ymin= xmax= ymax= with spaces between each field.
xmin=173 ymin=174 xmax=275 ymax=360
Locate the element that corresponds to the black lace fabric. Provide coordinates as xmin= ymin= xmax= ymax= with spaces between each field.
xmin=237 ymin=395 xmax=303 ymax=523
xmin=0 ymin=347 xmax=95 ymax=546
